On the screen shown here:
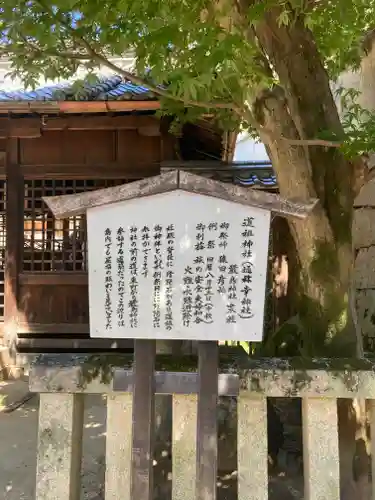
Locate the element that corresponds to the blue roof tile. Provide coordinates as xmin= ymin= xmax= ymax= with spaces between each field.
xmin=235 ymin=167 xmax=276 ymax=187
xmin=0 ymin=74 xmax=156 ymax=102
xmin=212 ymin=163 xmax=276 ymax=188
xmin=236 ymin=175 xmax=277 ymax=187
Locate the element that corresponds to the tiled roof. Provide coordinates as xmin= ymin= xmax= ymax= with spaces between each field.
xmin=243 ymin=177 xmax=277 ymax=188
xmin=215 ymin=164 xmax=276 ymax=188
xmin=235 ymin=167 xmax=276 ymax=188
xmin=0 ymin=75 xmax=156 ymax=102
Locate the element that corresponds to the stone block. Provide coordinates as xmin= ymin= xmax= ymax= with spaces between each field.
xmin=105 ymin=394 xmax=132 ymax=500
xmin=356 ymin=289 xmax=375 ymax=352
xmin=354 ymin=247 xmax=375 ymax=288
xmin=354 ymin=178 xmax=375 ymax=207
xmin=36 ymin=393 xmax=84 ymax=500
xmin=172 ymin=394 xmax=197 ymax=500
xmin=302 ymin=398 xmax=340 ymax=500
xmin=353 ymin=208 xmax=375 ymax=247
xmin=238 ymin=396 xmax=268 ymax=500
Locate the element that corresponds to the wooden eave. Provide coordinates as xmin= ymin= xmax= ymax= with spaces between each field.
xmin=0 ymin=114 xmax=163 ymax=139
xmin=0 ymin=100 xmax=160 ymax=116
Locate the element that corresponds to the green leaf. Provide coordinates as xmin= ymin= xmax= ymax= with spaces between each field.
xmin=277 ymin=9 xmax=290 ymax=27
xmin=84 ymin=72 xmax=100 ymax=85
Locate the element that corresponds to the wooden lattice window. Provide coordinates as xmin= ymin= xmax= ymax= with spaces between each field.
xmin=23 ymin=179 xmax=128 ymax=272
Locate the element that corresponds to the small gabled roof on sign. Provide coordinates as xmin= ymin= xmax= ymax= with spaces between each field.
xmin=43 ymin=170 xmax=318 ymax=220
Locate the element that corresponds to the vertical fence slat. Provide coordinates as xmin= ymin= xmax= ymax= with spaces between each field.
xmin=106 ymin=393 xmax=133 ymax=500
xmin=370 ymin=400 xmax=375 ymax=500
xmin=36 ymin=393 xmax=84 ymax=500
xmin=238 ymin=395 xmax=268 ymax=500
xmin=172 ymin=394 xmax=198 ymax=500
xmin=303 ymin=398 xmax=340 ymax=500
xmin=131 ymin=339 xmax=156 ymax=500
xmin=196 ymin=341 xmax=218 ymax=500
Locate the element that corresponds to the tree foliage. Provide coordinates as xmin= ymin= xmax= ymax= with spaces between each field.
xmin=0 ymin=0 xmax=373 ymax=151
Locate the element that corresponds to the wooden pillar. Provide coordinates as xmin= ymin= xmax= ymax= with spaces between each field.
xmin=4 ymin=137 xmax=23 ymax=352
xmin=131 ymin=339 xmax=156 ymax=500
xmin=196 ymin=341 xmax=218 ymax=500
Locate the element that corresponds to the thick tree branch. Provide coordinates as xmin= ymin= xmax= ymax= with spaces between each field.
xmin=246 ymin=106 xmax=342 ymax=148
xmin=280 ymin=137 xmax=341 ymax=147
xmin=18 ymin=33 xmax=92 ymax=60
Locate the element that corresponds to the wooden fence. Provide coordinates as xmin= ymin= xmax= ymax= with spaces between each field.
xmin=29 ymin=353 xmax=375 ymax=500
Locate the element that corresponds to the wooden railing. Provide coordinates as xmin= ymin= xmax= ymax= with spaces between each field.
xmin=29 ymin=354 xmax=375 ymax=500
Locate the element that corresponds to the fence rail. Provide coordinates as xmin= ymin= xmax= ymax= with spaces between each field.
xmin=29 ymin=353 xmax=375 ymax=500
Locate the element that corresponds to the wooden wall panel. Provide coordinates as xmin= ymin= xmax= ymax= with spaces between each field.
xmin=20 ymin=130 xmax=116 ymax=165
xmin=117 ymin=130 xmax=161 ymax=166
xmin=0 ymin=139 xmax=5 ymax=168
xmin=20 ymin=131 xmax=62 ymax=164
xmin=19 ymin=284 xmax=89 ymax=324
xmin=161 ymin=132 xmax=177 ymax=161
xmin=65 ymin=130 xmax=116 ymax=164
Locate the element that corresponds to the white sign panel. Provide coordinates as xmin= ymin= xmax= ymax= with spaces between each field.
xmin=87 ymin=190 xmax=271 ymax=342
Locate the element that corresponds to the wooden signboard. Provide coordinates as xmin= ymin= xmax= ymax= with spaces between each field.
xmin=87 ymin=190 xmax=270 ymax=342
xmin=44 ymin=170 xmax=318 ymax=343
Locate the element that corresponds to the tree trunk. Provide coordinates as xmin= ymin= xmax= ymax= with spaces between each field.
xmin=250 ymin=10 xmax=356 ymax=347
xmin=254 ymin=88 xmax=355 ymax=353
xmin=233 ymin=4 xmax=369 ymax=497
